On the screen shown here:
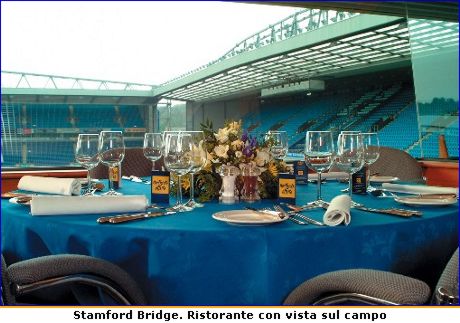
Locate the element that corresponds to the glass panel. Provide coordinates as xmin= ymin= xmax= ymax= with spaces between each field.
xmin=407 ymin=17 xmax=459 ymax=159
xmin=1 ymin=103 xmax=150 ymax=168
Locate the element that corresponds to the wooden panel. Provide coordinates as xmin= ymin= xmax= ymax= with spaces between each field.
xmin=420 ymin=161 xmax=459 ymax=187
xmin=1 ymin=170 xmax=87 ymax=194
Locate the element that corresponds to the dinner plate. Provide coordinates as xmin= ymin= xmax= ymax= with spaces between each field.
xmin=370 ymin=176 xmax=399 ymax=183
xmin=394 ymin=196 xmax=457 ymax=206
xmin=212 ymin=210 xmax=288 ymax=225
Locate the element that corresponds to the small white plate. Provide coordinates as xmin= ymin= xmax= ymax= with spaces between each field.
xmin=212 ymin=210 xmax=288 ymax=225
xmin=370 ymin=176 xmax=399 ymax=183
xmin=394 ymin=196 xmax=457 ymax=206
xmin=9 ymin=197 xmax=31 ymax=206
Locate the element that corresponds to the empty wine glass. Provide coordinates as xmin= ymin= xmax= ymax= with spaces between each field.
xmin=336 ymin=132 xmax=365 ymax=197
xmin=362 ymin=132 xmax=380 ymax=191
xmin=163 ymin=132 xmax=193 ymax=212
xmin=143 ymin=133 xmax=163 ymax=171
xmin=183 ymin=131 xmax=206 ymax=208
xmin=265 ymin=130 xmax=288 ymax=160
xmin=98 ymin=131 xmax=125 ymax=195
xmin=304 ymin=131 xmax=334 ymax=207
xmin=75 ymin=134 xmax=100 ymax=195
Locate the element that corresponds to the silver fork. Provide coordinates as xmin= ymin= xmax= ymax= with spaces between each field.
xmin=273 ymin=205 xmax=307 ymax=225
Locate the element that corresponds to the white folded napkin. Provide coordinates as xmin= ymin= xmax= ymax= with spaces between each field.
xmin=309 ymin=172 xmax=349 ymax=181
xmin=30 ymin=195 xmax=148 ymax=216
xmin=323 ymin=195 xmax=351 ymax=226
xmin=18 ymin=176 xmax=81 ymax=196
xmin=382 ymin=183 xmax=458 ymax=197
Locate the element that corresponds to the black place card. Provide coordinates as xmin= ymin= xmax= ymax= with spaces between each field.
xmin=293 ymin=160 xmax=309 ymax=184
xmin=151 ymin=170 xmax=170 ymax=204
xmin=352 ymin=166 xmax=367 ymax=194
xmin=278 ymin=173 xmax=296 ymax=204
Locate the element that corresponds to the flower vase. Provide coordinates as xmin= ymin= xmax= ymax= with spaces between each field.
xmin=241 ymin=163 xmax=261 ymax=202
xmin=219 ymin=165 xmax=240 ymax=204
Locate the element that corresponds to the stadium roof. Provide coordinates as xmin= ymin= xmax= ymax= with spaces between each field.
xmin=1 ymin=71 xmax=158 ymax=104
xmin=153 ymin=11 xmax=458 ymax=102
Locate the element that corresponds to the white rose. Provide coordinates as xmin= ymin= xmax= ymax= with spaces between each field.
xmin=235 ymin=151 xmax=243 ymax=158
xmin=215 ymin=128 xmax=230 ymax=143
xmin=254 ymin=151 xmax=270 ymax=167
xmin=228 ymin=121 xmax=240 ymax=135
xmin=231 ymin=139 xmax=244 ymax=150
xmin=214 ymin=144 xmax=229 ymax=159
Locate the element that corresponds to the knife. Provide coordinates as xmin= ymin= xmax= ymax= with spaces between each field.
xmin=97 ymin=210 xmax=175 ymax=224
xmin=351 ymin=204 xmax=422 ymax=217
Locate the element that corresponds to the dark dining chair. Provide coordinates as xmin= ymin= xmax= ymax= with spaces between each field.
xmin=91 ymin=147 xmax=162 ymax=179
xmin=1 ymin=254 xmax=147 ymax=305
xmin=283 ymin=248 xmax=458 ymax=305
xmin=369 ymin=146 xmax=424 ymax=182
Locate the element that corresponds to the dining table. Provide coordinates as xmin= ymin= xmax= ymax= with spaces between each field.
xmin=1 ymin=178 xmax=458 ymax=305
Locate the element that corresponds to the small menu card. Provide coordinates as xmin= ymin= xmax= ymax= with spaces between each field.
xmin=278 ymin=173 xmax=296 ymax=204
xmin=151 ymin=170 xmax=170 ymax=204
xmin=293 ymin=160 xmax=309 ymax=184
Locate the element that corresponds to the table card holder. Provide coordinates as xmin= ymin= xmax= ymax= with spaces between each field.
xmin=109 ymin=164 xmax=122 ymax=189
xmin=293 ymin=160 xmax=309 ymax=184
xmin=151 ymin=170 xmax=170 ymax=204
xmin=352 ymin=166 xmax=367 ymax=194
xmin=278 ymin=173 xmax=296 ymax=204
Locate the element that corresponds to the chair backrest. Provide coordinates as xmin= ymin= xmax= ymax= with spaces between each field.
xmin=6 ymin=254 xmax=147 ymax=305
xmin=433 ymin=248 xmax=459 ymax=304
xmin=369 ymin=146 xmax=424 ymax=182
xmin=1 ymin=255 xmax=15 ymax=305
xmin=91 ymin=147 xmax=162 ymax=179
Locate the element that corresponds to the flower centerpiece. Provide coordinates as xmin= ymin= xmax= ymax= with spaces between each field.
xmin=172 ymin=120 xmax=289 ymax=202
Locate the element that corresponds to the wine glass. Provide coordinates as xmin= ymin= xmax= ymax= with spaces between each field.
xmin=75 ymin=134 xmax=100 ymax=195
xmin=163 ymin=133 xmax=193 ymax=212
xmin=143 ymin=133 xmax=163 ymax=171
xmin=336 ymin=132 xmax=365 ymax=197
xmin=362 ymin=132 xmax=380 ymax=191
xmin=98 ymin=131 xmax=125 ymax=195
xmin=183 ymin=131 xmax=206 ymax=208
xmin=304 ymin=131 xmax=334 ymax=207
xmin=265 ymin=130 xmax=288 ymax=160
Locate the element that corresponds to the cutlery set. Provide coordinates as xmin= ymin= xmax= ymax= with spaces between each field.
xmin=122 ymin=175 xmax=151 ymax=185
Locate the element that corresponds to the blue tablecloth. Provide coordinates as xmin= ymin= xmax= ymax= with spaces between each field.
xmin=1 ymin=180 xmax=458 ymax=305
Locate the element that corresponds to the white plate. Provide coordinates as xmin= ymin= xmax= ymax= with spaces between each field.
xmin=370 ymin=176 xmax=399 ymax=183
xmin=9 ymin=197 xmax=31 ymax=206
xmin=394 ymin=196 xmax=457 ymax=206
xmin=212 ymin=210 xmax=288 ymax=225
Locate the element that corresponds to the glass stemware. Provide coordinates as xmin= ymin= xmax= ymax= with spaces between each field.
xmin=75 ymin=134 xmax=100 ymax=195
xmin=265 ymin=130 xmax=288 ymax=160
xmin=143 ymin=133 xmax=163 ymax=171
xmin=362 ymin=132 xmax=380 ymax=191
xmin=163 ymin=132 xmax=193 ymax=212
xmin=98 ymin=131 xmax=125 ymax=195
xmin=336 ymin=132 xmax=365 ymax=197
xmin=304 ymin=131 xmax=334 ymax=207
xmin=183 ymin=131 xmax=206 ymax=208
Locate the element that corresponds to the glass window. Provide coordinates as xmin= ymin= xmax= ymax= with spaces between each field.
xmin=407 ymin=18 xmax=459 ymax=159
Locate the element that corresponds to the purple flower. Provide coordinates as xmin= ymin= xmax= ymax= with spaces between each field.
xmin=243 ymin=145 xmax=253 ymax=157
xmin=241 ymin=130 xmax=248 ymax=143
xmin=250 ymin=136 xmax=257 ymax=148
